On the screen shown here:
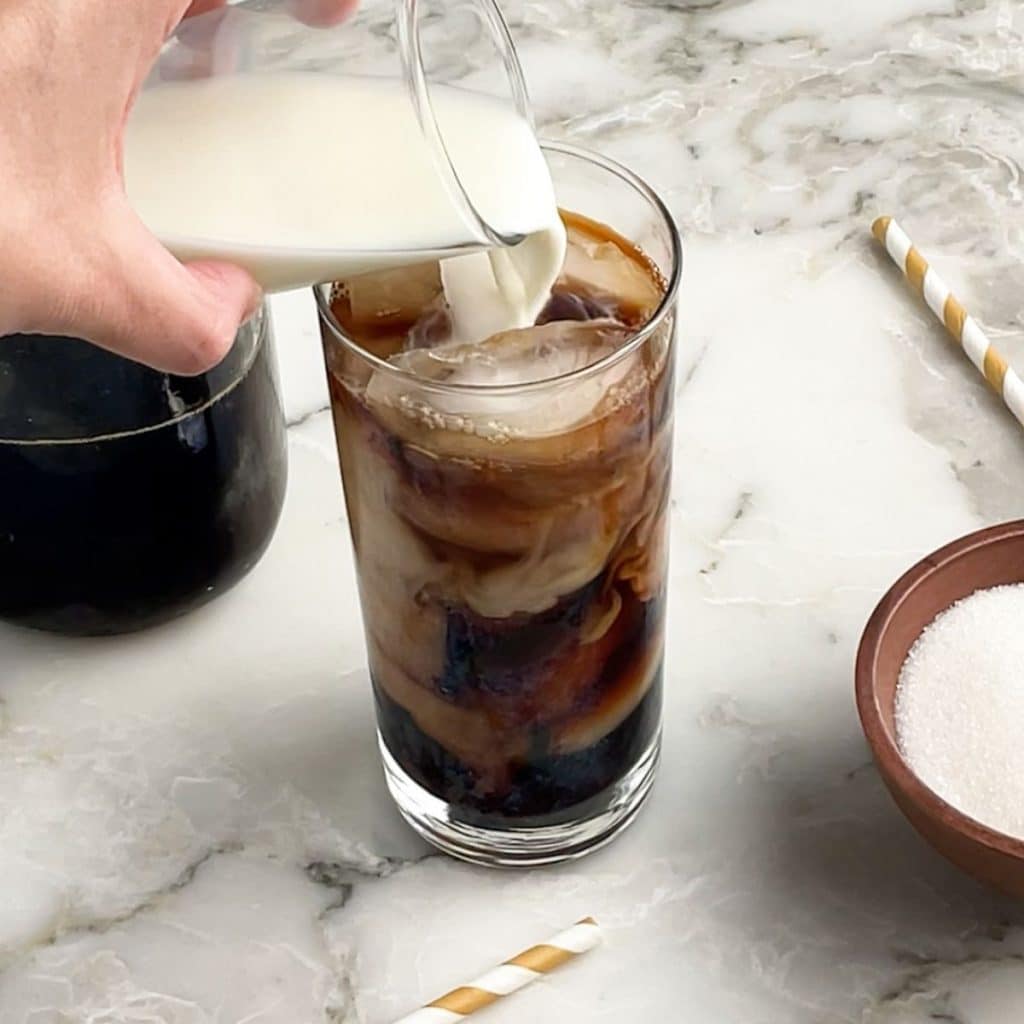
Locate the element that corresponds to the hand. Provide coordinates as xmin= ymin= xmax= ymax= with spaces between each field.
xmin=0 ymin=0 xmax=352 ymax=375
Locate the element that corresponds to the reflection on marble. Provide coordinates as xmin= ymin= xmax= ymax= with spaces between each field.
xmin=3 ymin=1 xmax=1024 ymax=1021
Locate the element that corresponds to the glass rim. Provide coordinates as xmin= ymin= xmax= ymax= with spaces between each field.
xmin=314 ymin=139 xmax=683 ymax=397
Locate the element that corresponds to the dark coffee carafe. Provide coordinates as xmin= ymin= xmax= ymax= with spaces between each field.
xmin=0 ymin=305 xmax=287 ymax=635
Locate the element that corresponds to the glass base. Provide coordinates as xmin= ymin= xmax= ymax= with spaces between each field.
xmin=380 ymin=731 xmax=660 ymax=867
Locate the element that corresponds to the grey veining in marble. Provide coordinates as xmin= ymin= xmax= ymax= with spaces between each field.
xmin=3 ymin=1 xmax=1024 ymax=1022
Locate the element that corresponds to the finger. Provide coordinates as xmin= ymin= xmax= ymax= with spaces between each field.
xmin=184 ymin=0 xmax=227 ymax=18
xmin=184 ymin=0 xmax=356 ymax=28
xmin=59 ymin=212 xmax=261 ymax=375
xmin=289 ymin=0 xmax=359 ymax=27
xmin=166 ymin=6 xmax=238 ymax=80
xmin=174 ymin=0 xmax=357 ymax=74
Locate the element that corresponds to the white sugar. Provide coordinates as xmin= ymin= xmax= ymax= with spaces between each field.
xmin=895 ymin=583 xmax=1024 ymax=838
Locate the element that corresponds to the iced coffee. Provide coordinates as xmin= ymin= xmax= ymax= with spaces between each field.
xmin=319 ymin=184 xmax=678 ymax=863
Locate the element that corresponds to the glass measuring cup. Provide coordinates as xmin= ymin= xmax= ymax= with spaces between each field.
xmin=128 ymin=0 xmax=538 ymax=290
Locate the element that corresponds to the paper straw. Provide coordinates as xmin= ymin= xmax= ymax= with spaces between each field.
xmin=872 ymin=215 xmax=1024 ymax=429
xmin=391 ymin=917 xmax=602 ymax=1024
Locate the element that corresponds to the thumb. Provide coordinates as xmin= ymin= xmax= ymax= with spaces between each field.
xmin=64 ymin=210 xmax=261 ymax=376
xmin=290 ymin=0 xmax=360 ymax=26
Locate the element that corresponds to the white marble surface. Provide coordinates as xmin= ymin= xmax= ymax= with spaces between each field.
xmin=4 ymin=1 xmax=1024 ymax=1021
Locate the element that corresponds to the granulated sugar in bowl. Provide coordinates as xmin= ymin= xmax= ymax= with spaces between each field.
xmin=896 ymin=583 xmax=1024 ymax=839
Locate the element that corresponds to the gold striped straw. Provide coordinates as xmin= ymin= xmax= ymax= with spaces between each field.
xmin=872 ymin=215 xmax=1024 ymax=428
xmin=391 ymin=917 xmax=602 ymax=1024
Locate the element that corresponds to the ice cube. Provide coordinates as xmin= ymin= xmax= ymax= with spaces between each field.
xmin=341 ymin=260 xmax=442 ymax=329
xmin=558 ymin=218 xmax=663 ymax=323
xmin=398 ymin=319 xmax=625 ymax=387
xmin=536 ymin=288 xmax=614 ymax=325
xmin=364 ymin=320 xmax=639 ymax=450
xmin=405 ymin=302 xmax=452 ymax=350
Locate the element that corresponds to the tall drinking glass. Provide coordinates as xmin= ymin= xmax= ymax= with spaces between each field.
xmin=316 ymin=144 xmax=681 ymax=866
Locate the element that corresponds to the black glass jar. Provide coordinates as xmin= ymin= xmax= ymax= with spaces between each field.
xmin=0 ymin=305 xmax=287 ymax=635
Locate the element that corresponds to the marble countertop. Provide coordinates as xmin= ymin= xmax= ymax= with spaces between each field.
xmin=4 ymin=1 xmax=1024 ymax=1021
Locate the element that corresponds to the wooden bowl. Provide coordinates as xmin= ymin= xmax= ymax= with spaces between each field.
xmin=856 ymin=519 xmax=1024 ymax=897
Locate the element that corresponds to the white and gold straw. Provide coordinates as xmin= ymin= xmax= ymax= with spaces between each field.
xmin=391 ymin=917 xmax=602 ymax=1024
xmin=872 ymin=215 xmax=1024 ymax=429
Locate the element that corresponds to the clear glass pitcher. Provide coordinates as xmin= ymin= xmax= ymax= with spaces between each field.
xmin=130 ymin=0 xmax=538 ymax=289
xmin=0 ymin=307 xmax=287 ymax=636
